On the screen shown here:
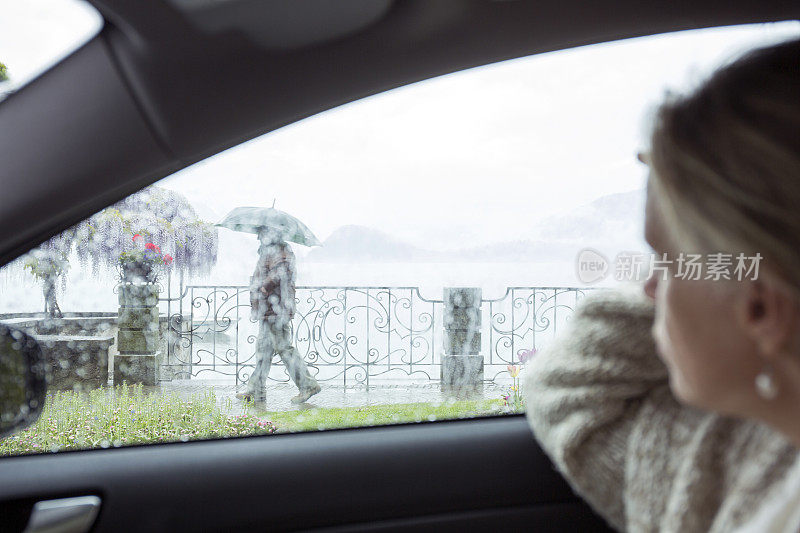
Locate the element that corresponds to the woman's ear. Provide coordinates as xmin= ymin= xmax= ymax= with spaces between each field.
xmin=736 ymin=278 xmax=800 ymax=360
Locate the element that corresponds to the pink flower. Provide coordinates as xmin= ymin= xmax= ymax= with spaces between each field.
xmin=507 ymin=365 xmax=520 ymax=378
xmin=145 ymin=242 xmax=161 ymax=253
xmin=132 ymin=234 xmax=143 ymax=243
xmin=518 ymin=349 xmax=538 ymax=364
xmin=163 ymin=254 xmax=173 ymax=264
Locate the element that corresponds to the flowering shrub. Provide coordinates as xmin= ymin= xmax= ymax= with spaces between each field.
xmin=73 ymin=186 xmax=217 ymax=278
xmin=0 ymin=383 xmax=276 ymax=456
xmin=501 ymin=349 xmax=538 ymax=413
xmin=501 ymin=365 xmax=524 ymax=413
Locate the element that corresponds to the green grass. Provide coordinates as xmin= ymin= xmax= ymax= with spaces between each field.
xmin=259 ymin=398 xmax=506 ymax=433
xmin=0 ymin=383 xmax=274 ymax=456
xmin=0 ymin=384 xmax=511 ymax=457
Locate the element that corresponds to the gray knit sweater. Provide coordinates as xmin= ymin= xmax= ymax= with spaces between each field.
xmin=523 ymin=288 xmax=799 ymax=532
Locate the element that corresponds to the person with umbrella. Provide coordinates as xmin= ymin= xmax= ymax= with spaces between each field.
xmin=217 ymin=206 xmax=322 ymax=404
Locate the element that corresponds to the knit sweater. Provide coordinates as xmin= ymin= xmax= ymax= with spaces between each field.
xmin=522 ymin=288 xmax=800 ymax=532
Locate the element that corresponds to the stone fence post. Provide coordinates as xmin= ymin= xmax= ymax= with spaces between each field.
xmin=441 ymin=287 xmax=483 ymax=394
xmin=114 ymin=283 xmax=160 ymax=385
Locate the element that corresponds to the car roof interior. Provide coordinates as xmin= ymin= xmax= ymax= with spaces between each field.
xmin=1 ymin=0 xmax=798 ymax=269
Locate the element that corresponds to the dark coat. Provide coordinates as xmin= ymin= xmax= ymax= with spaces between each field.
xmin=249 ymin=241 xmax=296 ymax=322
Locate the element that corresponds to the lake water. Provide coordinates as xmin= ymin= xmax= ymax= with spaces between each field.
xmin=0 ymin=260 xmax=634 ymax=314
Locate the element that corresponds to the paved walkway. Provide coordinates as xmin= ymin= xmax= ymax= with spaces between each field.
xmin=146 ymin=380 xmax=507 ymax=416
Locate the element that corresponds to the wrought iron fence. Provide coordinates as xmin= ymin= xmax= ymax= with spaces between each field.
xmin=483 ymin=287 xmax=594 ymax=381
xmin=159 ymin=285 xmax=598 ymax=386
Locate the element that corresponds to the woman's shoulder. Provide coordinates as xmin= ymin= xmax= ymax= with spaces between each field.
xmin=573 ymin=287 xmax=655 ymax=321
xmin=732 ymin=455 xmax=800 ymax=533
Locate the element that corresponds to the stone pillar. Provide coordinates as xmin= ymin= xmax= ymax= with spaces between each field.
xmin=114 ymin=283 xmax=160 ymax=385
xmin=441 ymin=287 xmax=483 ymax=394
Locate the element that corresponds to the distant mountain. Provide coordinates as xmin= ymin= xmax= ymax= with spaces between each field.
xmin=530 ymin=188 xmax=646 ymax=244
xmin=304 ymin=189 xmax=647 ymax=263
xmin=306 ymin=225 xmax=581 ymax=263
xmin=305 ymin=225 xmax=433 ymax=262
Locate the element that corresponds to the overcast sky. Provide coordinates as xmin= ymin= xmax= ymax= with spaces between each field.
xmin=1 ymin=2 xmax=799 ymax=309
xmin=2 ymin=2 xmax=799 ymax=253
xmin=162 ymin=20 xmax=800 ymax=251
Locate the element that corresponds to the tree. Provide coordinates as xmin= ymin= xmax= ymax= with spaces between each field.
xmin=22 ymin=234 xmax=72 ymax=318
xmin=0 ymin=61 xmax=8 ymax=82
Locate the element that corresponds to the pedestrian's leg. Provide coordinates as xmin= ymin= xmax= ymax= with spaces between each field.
xmin=273 ymin=323 xmax=320 ymax=402
xmin=248 ymin=355 xmax=265 ymax=393
xmin=245 ymin=320 xmax=275 ymax=399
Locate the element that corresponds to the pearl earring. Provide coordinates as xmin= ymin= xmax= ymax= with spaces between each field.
xmin=755 ymin=365 xmax=779 ymax=400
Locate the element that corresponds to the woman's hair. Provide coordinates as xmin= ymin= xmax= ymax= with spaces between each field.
xmin=649 ymin=37 xmax=800 ymax=292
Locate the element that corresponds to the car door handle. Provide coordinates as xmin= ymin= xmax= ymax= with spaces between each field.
xmin=23 ymin=495 xmax=101 ymax=533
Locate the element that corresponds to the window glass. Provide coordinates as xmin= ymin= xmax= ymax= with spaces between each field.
xmin=1 ymin=21 xmax=798 ymax=456
xmin=0 ymin=0 xmax=102 ymax=100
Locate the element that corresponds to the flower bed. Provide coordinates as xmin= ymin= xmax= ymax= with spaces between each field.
xmin=0 ymin=383 xmax=275 ymax=456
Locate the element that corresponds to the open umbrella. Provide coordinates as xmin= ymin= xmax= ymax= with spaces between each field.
xmin=215 ymin=206 xmax=321 ymax=246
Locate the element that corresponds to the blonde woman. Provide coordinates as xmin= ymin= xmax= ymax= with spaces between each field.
xmin=524 ymin=38 xmax=800 ymax=532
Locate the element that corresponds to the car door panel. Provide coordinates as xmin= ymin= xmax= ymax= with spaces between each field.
xmin=0 ymin=416 xmax=614 ymax=532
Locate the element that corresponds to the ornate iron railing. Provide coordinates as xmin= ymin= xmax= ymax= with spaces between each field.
xmin=159 ymin=285 xmax=598 ymax=386
xmin=483 ymin=287 xmax=595 ymax=382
